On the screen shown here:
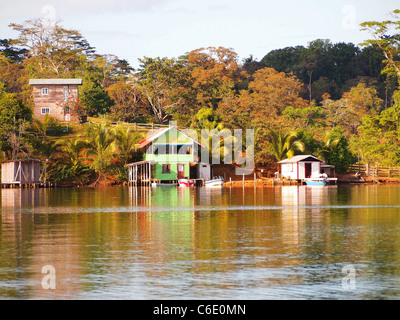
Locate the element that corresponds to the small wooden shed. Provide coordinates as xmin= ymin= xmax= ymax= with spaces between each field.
xmin=1 ymin=159 xmax=42 ymax=187
xmin=278 ymin=155 xmax=323 ymax=180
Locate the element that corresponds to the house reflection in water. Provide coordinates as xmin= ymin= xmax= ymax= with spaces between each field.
xmin=280 ymin=186 xmax=337 ymax=248
xmin=1 ymin=188 xmax=40 ymax=210
xmin=1 ymin=188 xmax=40 ymax=234
xmin=0 ymin=188 xmax=83 ymax=299
xmin=128 ymin=186 xmax=196 ymax=274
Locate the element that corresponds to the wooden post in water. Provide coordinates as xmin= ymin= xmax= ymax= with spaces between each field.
xmin=149 ymin=162 xmax=152 ymax=185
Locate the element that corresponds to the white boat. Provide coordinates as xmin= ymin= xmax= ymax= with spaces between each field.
xmin=304 ymin=178 xmax=328 ymax=186
xmin=204 ymin=177 xmax=224 ymax=187
xmin=178 ymin=179 xmax=195 ymax=187
xmin=304 ymin=174 xmax=329 ymax=186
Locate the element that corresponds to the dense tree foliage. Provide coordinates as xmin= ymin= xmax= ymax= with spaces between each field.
xmin=260 ymin=39 xmax=390 ymax=103
xmin=1 ymin=10 xmax=400 ymax=184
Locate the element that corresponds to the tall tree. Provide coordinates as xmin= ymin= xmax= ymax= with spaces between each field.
xmin=261 ymin=46 xmax=305 ymax=77
xmin=322 ymin=81 xmax=384 ymax=135
xmin=91 ymin=54 xmax=134 ymax=88
xmin=79 ymin=74 xmax=114 ymax=116
xmin=361 ymin=9 xmax=400 ymax=79
xmin=10 ymin=18 xmax=95 ymax=77
xmin=188 ymin=47 xmax=247 ymax=109
xmin=106 ymin=80 xmax=147 ymax=122
xmin=137 ymin=56 xmax=190 ymax=124
xmin=246 ymin=67 xmax=309 ymax=119
xmin=0 ymin=83 xmax=32 ymax=159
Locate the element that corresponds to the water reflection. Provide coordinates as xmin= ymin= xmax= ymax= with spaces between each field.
xmin=1 ymin=188 xmax=41 ymax=209
xmin=1 ymin=185 xmax=400 ymax=299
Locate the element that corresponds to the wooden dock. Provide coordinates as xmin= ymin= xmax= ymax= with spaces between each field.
xmin=1 ymin=181 xmax=57 ymax=189
xmin=128 ymin=178 xmax=205 ymax=187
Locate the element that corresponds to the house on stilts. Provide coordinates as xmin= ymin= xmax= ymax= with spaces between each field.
xmin=1 ymin=159 xmax=51 ymax=188
xmin=278 ymin=155 xmax=337 ymax=184
xmin=127 ymin=126 xmax=210 ymax=186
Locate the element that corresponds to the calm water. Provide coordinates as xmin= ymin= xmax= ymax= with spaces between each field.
xmin=1 ymin=184 xmax=400 ymax=300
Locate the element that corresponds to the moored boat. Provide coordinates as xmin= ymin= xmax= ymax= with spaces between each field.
xmin=204 ymin=177 xmax=224 ymax=187
xmin=178 ymin=179 xmax=195 ymax=187
xmin=304 ymin=178 xmax=328 ymax=186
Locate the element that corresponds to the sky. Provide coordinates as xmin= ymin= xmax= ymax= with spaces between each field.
xmin=0 ymin=0 xmax=398 ymax=68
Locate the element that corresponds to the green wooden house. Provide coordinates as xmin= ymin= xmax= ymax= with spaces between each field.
xmin=127 ymin=126 xmax=208 ymax=186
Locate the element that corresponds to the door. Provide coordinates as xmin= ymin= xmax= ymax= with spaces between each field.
xmin=177 ymin=164 xmax=185 ymax=179
xmin=305 ymin=163 xmax=312 ymax=178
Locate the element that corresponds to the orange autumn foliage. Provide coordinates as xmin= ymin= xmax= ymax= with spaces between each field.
xmin=188 ymin=47 xmax=248 ymax=108
xmin=219 ymin=67 xmax=309 ymax=128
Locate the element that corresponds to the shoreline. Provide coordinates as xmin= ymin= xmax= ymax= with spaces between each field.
xmin=2 ymin=175 xmax=400 ymax=189
xmin=15 ymin=181 xmax=400 ymax=189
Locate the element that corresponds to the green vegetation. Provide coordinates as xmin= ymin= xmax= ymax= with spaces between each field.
xmin=0 ymin=10 xmax=399 ymax=184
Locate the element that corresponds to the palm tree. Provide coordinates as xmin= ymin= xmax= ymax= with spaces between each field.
xmin=318 ymin=130 xmax=341 ymax=163
xmin=84 ymin=123 xmax=115 ymax=182
xmin=112 ymin=124 xmax=144 ymax=165
xmin=56 ymin=136 xmax=88 ymax=164
xmin=38 ymin=139 xmax=59 ymax=160
xmin=51 ymin=136 xmax=91 ymax=185
xmin=33 ymin=114 xmax=52 ymax=136
xmin=191 ymin=108 xmax=237 ymax=164
xmin=269 ymin=129 xmax=305 ymax=162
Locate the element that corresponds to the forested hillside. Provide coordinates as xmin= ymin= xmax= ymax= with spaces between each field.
xmin=0 ymin=9 xmax=399 ymax=185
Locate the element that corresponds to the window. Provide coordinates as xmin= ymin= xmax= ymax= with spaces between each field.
xmin=153 ymin=144 xmax=193 ymax=155
xmin=162 ymin=164 xmax=171 ymax=174
xmin=154 ymin=145 xmax=170 ymax=154
xmin=41 ymin=88 xmax=49 ymax=95
xmin=63 ymin=86 xmax=69 ymax=101
xmin=41 ymin=108 xmax=50 ymax=114
xmin=177 ymin=145 xmax=192 ymax=155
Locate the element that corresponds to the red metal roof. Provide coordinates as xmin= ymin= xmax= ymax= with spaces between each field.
xmin=136 ymin=127 xmax=202 ymax=149
xmin=136 ymin=127 xmax=171 ymax=149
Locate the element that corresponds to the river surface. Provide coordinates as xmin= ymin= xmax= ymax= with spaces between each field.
xmin=1 ymin=184 xmax=400 ymax=300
